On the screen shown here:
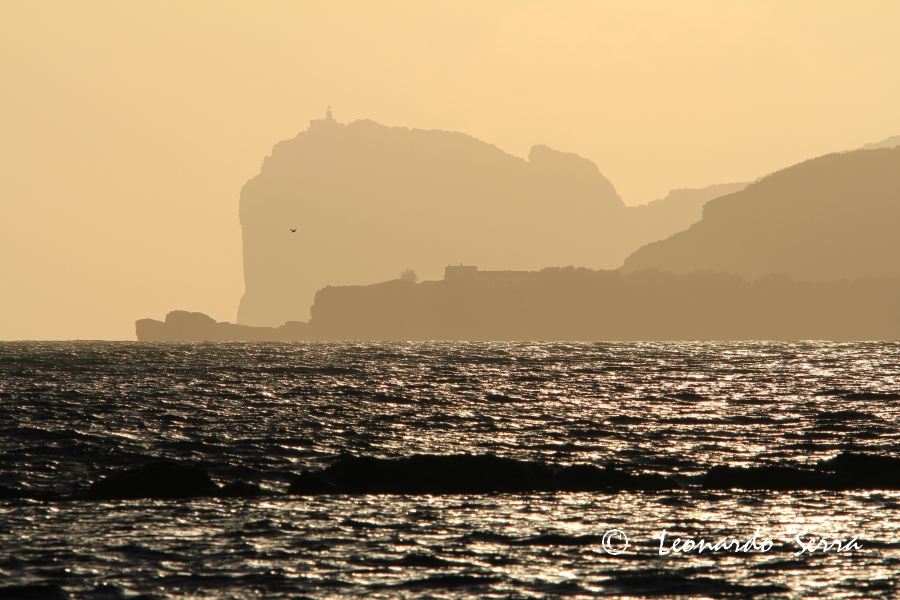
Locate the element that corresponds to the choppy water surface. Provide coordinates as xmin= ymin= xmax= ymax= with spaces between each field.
xmin=1 ymin=341 xmax=899 ymax=598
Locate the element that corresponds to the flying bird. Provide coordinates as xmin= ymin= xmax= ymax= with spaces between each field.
xmin=290 ymin=228 xmax=296 ymax=233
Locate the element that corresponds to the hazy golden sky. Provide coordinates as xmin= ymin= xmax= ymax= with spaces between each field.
xmin=2 ymin=1 xmax=899 ymax=339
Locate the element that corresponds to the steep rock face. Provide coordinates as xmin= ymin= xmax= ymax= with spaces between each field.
xmin=238 ymin=117 xmax=626 ymax=326
xmin=621 ymin=147 xmax=900 ymax=281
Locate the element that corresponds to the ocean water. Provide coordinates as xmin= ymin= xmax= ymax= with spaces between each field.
xmin=1 ymin=341 xmax=899 ymax=598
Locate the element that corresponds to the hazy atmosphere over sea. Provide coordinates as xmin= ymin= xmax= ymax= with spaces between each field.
xmin=2 ymin=2 xmax=900 ymax=339
xmin=3 ymin=3 xmax=900 ymax=599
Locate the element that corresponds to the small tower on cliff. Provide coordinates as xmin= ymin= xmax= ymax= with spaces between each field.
xmin=310 ymin=106 xmax=338 ymax=130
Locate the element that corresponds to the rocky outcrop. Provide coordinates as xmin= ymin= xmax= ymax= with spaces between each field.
xmin=816 ymin=451 xmax=900 ymax=489
xmin=621 ymin=146 xmax=900 ymax=282
xmin=0 ymin=585 xmax=70 ymax=600
xmin=87 ymin=460 xmax=264 ymax=500
xmin=89 ymin=460 xmax=219 ymax=500
xmin=19 ymin=451 xmax=900 ymax=502
xmin=703 ymin=452 xmax=900 ymax=491
xmin=135 ymin=310 xmax=307 ymax=341
xmin=703 ymin=465 xmax=835 ymax=491
xmin=287 ymin=454 xmax=677 ymax=495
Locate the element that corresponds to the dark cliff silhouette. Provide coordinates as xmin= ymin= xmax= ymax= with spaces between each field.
xmin=621 ymin=146 xmax=900 ymax=281
xmin=237 ymin=111 xmax=745 ymax=326
xmin=139 ymin=267 xmax=900 ymax=341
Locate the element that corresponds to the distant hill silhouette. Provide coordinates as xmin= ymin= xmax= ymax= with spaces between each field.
xmin=238 ymin=112 xmax=743 ymax=326
xmin=621 ymin=147 xmax=900 ymax=281
xmin=859 ymin=134 xmax=900 ymax=150
xmin=622 ymin=182 xmax=746 ymax=243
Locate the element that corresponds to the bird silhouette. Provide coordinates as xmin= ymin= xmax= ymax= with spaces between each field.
xmin=290 ymin=228 xmax=296 ymax=233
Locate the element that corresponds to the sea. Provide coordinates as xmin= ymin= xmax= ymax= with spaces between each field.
xmin=1 ymin=341 xmax=899 ymax=599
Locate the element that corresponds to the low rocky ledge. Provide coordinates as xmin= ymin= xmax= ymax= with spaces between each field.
xmin=88 ymin=460 xmax=264 ymax=500
xmin=5 ymin=451 xmax=898 ymax=503
xmin=288 ymin=454 xmax=677 ymax=495
xmin=136 ymin=310 xmax=307 ymax=341
xmin=79 ymin=456 xmax=678 ymax=500
xmin=703 ymin=451 xmax=900 ymax=491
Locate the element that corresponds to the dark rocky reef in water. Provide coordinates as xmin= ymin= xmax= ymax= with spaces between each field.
xmin=135 ymin=310 xmax=307 ymax=341
xmin=0 ymin=584 xmax=71 ymax=600
xmin=12 ymin=451 xmax=900 ymax=502
xmin=547 ymin=463 xmax=673 ymax=492
xmin=703 ymin=465 xmax=836 ymax=491
xmin=288 ymin=454 xmax=676 ymax=495
xmin=703 ymin=452 xmax=900 ymax=491
xmin=88 ymin=460 xmax=263 ymax=500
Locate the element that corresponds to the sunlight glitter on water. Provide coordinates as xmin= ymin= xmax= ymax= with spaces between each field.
xmin=1 ymin=341 xmax=899 ymax=597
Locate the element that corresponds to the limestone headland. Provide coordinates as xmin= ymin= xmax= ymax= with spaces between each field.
xmin=236 ymin=110 xmax=745 ymax=327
